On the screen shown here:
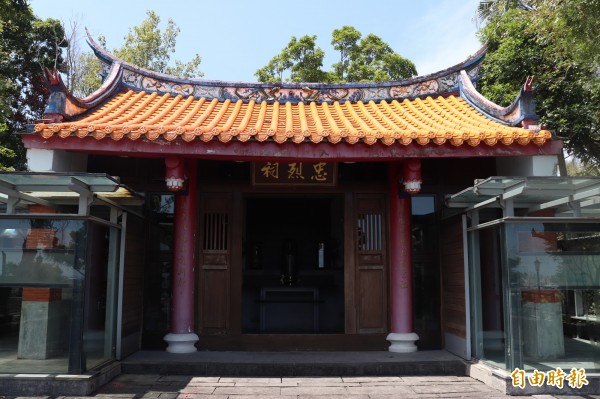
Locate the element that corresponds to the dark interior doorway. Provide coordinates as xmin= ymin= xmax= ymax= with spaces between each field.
xmin=242 ymin=196 xmax=344 ymax=334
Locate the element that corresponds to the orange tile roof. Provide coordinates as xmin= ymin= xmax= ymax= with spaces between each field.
xmin=34 ymin=90 xmax=551 ymax=147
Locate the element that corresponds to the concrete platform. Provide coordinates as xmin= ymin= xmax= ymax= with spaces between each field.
xmin=0 ymin=361 xmax=120 ymax=396
xmin=121 ymin=350 xmax=467 ymax=377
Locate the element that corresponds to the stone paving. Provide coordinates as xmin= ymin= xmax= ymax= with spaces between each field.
xmin=0 ymin=374 xmax=588 ymax=398
xmin=90 ymin=375 xmax=518 ymax=398
xmin=1 ymin=374 xmax=598 ymax=398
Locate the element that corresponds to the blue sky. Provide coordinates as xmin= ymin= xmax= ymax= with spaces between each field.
xmin=30 ymin=0 xmax=484 ymax=82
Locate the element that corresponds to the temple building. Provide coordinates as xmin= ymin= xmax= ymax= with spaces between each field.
xmin=1 ymin=33 xmax=599 ymax=395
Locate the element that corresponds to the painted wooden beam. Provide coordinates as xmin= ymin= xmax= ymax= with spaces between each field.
xmin=22 ymin=135 xmax=564 ymax=162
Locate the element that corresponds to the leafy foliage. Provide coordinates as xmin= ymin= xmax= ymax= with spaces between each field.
xmin=63 ymin=19 xmax=104 ymax=98
xmin=566 ymin=158 xmax=600 ymax=176
xmin=256 ymin=26 xmax=416 ymax=83
xmin=256 ymin=35 xmax=329 ymax=83
xmin=70 ymin=51 xmax=103 ymax=99
xmin=477 ymin=0 xmax=535 ymax=22
xmin=331 ymin=26 xmax=361 ymax=81
xmin=113 ymin=10 xmax=202 ymax=78
xmin=65 ymin=10 xmax=203 ymax=98
xmin=255 ymin=35 xmax=330 ymax=83
xmin=537 ymin=0 xmax=600 ymax=72
xmin=0 ymin=0 xmax=66 ymax=170
xmin=477 ymin=5 xmax=600 ymax=166
xmin=343 ymin=32 xmax=417 ymax=82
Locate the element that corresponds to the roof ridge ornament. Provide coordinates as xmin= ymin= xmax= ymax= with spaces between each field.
xmin=524 ymin=75 xmax=534 ymax=92
xmin=519 ymin=75 xmax=540 ymax=130
xmin=45 ymin=68 xmax=61 ymax=87
xmin=40 ymin=61 xmax=124 ymax=122
xmin=459 ymin=70 xmax=543 ymax=129
xmin=42 ymin=68 xmax=68 ymax=123
xmin=81 ymin=28 xmax=488 ymax=104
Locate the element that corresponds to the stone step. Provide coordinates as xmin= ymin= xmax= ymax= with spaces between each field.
xmin=121 ymin=350 xmax=467 ymax=377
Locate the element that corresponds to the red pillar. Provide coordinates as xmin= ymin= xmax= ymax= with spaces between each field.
xmin=387 ymin=162 xmax=419 ymax=352
xmin=164 ymin=159 xmax=199 ymax=353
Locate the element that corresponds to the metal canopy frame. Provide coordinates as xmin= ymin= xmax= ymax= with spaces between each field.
xmin=446 ymin=176 xmax=600 ymax=220
xmin=0 ymin=172 xmax=138 ymax=217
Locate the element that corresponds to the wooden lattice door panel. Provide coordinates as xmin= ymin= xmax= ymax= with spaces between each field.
xmin=355 ymin=194 xmax=388 ymax=333
xmin=198 ymin=193 xmax=232 ymax=334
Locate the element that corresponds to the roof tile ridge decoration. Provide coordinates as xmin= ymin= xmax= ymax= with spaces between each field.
xmin=41 ymin=62 xmax=123 ymax=123
xmin=458 ymin=70 xmax=543 ymax=130
xmin=86 ymin=27 xmax=487 ymax=104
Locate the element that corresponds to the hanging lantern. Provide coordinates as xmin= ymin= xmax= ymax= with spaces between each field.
xmin=165 ymin=157 xmax=185 ymax=191
xmin=402 ymin=159 xmax=422 ymax=194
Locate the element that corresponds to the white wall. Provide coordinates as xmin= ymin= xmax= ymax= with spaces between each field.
xmin=27 ymin=149 xmax=88 ymax=172
xmin=496 ymin=155 xmax=559 ymax=177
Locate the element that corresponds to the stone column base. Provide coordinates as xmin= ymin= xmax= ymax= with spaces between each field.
xmin=164 ymin=333 xmax=199 ymax=353
xmin=387 ymin=332 xmax=419 ymax=353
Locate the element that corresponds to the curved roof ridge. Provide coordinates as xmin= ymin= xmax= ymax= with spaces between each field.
xmin=84 ymin=28 xmax=486 ymax=103
xmin=458 ymin=71 xmax=540 ymax=127
xmin=41 ymin=62 xmax=123 ymax=121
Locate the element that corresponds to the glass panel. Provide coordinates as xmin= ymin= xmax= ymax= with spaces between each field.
xmin=142 ymin=195 xmax=173 ymax=348
xmin=82 ymin=221 xmax=119 ymax=370
xmin=412 ymin=195 xmax=441 ymax=349
xmin=149 ymin=194 xmax=174 ymax=215
xmin=0 ymin=219 xmax=85 ymax=374
xmin=0 ymin=172 xmax=119 ymax=191
xmin=0 ymin=218 xmax=119 ymax=373
xmin=447 ymin=177 xmax=600 ymax=218
xmin=471 ymin=225 xmax=507 ymax=368
xmin=503 ymin=221 xmax=600 ymax=372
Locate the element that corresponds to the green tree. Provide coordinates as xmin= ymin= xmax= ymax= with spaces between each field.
xmin=256 ymin=27 xmax=416 ymax=83
xmin=255 ymin=35 xmax=330 ymax=83
xmin=114 ymin=10 xmax=202 ymax=78
xmin=477 ymin=6 xmax=600 ymax=165
xmin=63 ymin=19 xmax=104 ymax=98
xmin=66 ymin=10 xmax=202 ymax=98
xmin=535 ymin=0 xmax=600 ymax=72
xmin=70 ymin=51 xmax=103 ymax=98
xmin=331 ymin=26 xmax=361 ymax=81
xmin=344 ymin=33 xmax=417 ymax=82
xmin=0 ymin=0 xmax=66 ymax=170
xmin=566 ymin=159 xmax=600 ymax=177
xmin=477 ymin=0 xmax=536 ymax=22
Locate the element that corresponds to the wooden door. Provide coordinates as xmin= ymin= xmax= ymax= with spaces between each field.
xmin=354 ymin=194 xmax=388 ymax=333
xmin=198 ymin=193 xmax=232 ymax=334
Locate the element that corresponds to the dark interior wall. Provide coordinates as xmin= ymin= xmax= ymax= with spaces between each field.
xmin=120 ymin=213 xmax=146 ymax=358
xmin=411 ymin=197 xmax=441 ymax=350
xmin=420 ymin=157 xmax=497 ymax=194
xmin=439 ymin=216 xmax=467 ymax=348
xmin=245 ymin=197 xmax=341 ymax=272
xmin=87 ymin=156 xmax=167 ymax=192
xmin=88 ymin=155 xmax=153 ymax=353
xmin=88 ymin=155 xmax=497 ymax=194
xmin=242 ymin=197 xmax=345 ymax=334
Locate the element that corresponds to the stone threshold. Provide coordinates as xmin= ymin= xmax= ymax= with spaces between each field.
xmin=0 ymin=361 xmax=120 ymax=396
xmin=121 ymin=350 xmax=467 ymax=377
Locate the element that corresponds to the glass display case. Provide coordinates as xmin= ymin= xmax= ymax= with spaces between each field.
xmin=0 ymin=216 xmax=120 ymax=374
xmin=470 ymin=218 xmax=600 ymax=372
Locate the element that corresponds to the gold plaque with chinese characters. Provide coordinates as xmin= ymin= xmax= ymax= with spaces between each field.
xmin=252 ymin=162 xmax=337 ymax=186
